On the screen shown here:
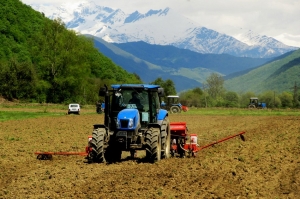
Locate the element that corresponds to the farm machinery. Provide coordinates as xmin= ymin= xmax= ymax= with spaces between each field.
xmin=88 ymin=84 xmax=171 ymax=163
xmin=168 ymin=122 xmax=245 ymax=157
xmin=161 ymin=95 xmax=188 ymax=113
xmin=34 ymin=84 xmax=245 ymax=162
xmin=248 ymin=97 xmax=267 ymax=109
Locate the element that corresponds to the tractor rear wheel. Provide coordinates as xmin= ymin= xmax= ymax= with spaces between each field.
xmin=161 ymin=117 xmax=171 ymax=159
xmin=248 ymin=105 xmax=256 ymax=108
xmin=145 ymin=127 xmax=161 ymax=163
xmin=170 ymin=106 xmax=181 ymax=113
xmin=90 ymin=128 xmax=106 ymax=163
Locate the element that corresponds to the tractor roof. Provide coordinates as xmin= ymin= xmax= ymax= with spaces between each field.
xmin=167 ymin=95 xmax=179 ymax=98
xmin=111 ymin=84 xmax=161 ymax=90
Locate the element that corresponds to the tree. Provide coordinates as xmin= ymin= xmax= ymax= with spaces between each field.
xmin=204 ymin=73 xmax=224 ymax=99
xmin=259 ymin=91 xmax=281 ymax=108
xmin=164 ymin=79 xmax=176 ymax=96
xmin=224 ymin=91 xmax=239 ymax=107
xmin=151 ymin=78 xmax=176 ymax=97
xmin=0 ymin=59 xmax=37 ymax=100
xmin=290 ymin=82 xmax=299 ymax=108
xmin=179 ymin=87 xmax=204 ymax=107
xmin=279 ymin=91 xmax=293 ymax=108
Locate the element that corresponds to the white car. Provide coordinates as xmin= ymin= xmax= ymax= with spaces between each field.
xmin=68 ymin=103 xmax=80 ymax=115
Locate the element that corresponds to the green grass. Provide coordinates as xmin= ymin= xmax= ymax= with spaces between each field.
xmin=1 ymin=103 xmax=300 ymax=122
xmin=0 ymin=111 xmax=65 ymax=122
xmin=0 ymin=103 xmax=95 ymax=110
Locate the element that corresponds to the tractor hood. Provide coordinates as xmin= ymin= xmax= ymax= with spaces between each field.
xmin=116 ymin=109 xmax=140 ymax=130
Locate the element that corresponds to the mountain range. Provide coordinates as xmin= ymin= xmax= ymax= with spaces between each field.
xmin=30 ymin=1 xmax=298 ymax=59
xmin=90 ymin=36 xmax=272 ymax=92
xmin=27 ymin=1 xmax=300 ymax=94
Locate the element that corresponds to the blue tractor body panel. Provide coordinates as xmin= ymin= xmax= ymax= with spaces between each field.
xmin=260 ymin=103 xmax=267 ymax=108
xmin=157 ymin=109 xmax=168 ymax=121
xmin=117 ymin=109 xmax=140 ymax=130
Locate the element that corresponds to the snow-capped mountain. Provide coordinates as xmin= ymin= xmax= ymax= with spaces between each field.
xmin=29 ymin=1 xmax=298 ymax=58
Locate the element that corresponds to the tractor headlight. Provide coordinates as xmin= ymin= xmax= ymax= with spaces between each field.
xmin=116 ymin=119 xmax=120 ymax=128
xmin=128 ymin=118 xmax=134 ymax=129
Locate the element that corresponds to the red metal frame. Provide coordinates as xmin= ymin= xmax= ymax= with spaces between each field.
xmin=170 ymin=122 xmax=246 ymax=157
xmin=34 ymin=123 xmax=245 ymax=160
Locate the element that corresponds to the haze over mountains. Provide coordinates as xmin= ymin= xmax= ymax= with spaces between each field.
xmin=30 ymin=1 xmax=298 ymax=59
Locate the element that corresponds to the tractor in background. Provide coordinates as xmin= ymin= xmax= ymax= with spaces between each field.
xmin=161 ymin=95 xmax=188 ymax=113
xmin=248 ymin=97 xmax=267 ymax=109
xmin=96 ymin=101 xmax=105 ymax=114
xmin=87 ymin=84 xmax=171 ymax=163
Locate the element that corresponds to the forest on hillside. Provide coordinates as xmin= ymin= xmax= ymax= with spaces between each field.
xmin=0 ymin=0 xmax=141 ymax=104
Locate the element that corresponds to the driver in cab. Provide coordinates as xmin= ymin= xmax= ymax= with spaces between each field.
xmin=129 ymin=92 xmax=143 ymax=110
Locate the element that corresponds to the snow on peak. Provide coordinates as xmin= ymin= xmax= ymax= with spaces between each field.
xmin=28 ymin=2 xmax=298 ymax=58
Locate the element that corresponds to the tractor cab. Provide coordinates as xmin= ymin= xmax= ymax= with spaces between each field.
xmin=167 ymin=95 xmax=180 ymax=104
xmin=107 ymin=86 xmax=163 ymax=130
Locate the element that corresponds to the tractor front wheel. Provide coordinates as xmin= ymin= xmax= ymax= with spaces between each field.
xmin=145 ymin=127 xmax=161 ymax=163
xmin=170 ymin=106 xmax=181 ymax=113
xmin=89 ymin=128 xmax=106 ymax=163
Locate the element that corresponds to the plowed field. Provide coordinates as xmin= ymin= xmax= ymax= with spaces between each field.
xmin=1 ymin=108 xmax=300 ymax=198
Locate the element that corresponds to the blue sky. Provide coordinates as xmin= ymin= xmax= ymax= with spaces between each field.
xmin=22 ymin=0 xmax=300 ymax=47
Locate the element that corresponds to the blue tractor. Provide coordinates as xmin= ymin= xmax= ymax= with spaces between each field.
xmin=248 ymin=97 xmax=267 ymax=109
xmin=88 ymin=84 xmax=171 ymax=163
xmin=161 ymin=95 xmax=188 ymax=113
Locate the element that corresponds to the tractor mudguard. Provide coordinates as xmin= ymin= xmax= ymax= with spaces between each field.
xmin=156 ymin=109 xmax=168 ymax=126
xmin=157 ymin=109 xmax=168 ymax=120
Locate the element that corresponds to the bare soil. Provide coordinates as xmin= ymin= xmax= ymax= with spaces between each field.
xmin=0 ymin=112 xmax=299 ymax=198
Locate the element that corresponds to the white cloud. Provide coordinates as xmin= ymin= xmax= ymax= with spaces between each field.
xmin=22 ymin=0 xmax=300 ymax=47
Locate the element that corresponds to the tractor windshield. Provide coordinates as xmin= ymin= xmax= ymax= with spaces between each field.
xmin=112 ymin=89 xmax=149 ymax=112
xmin=168 ymin=96 xmax=180 ymax=104
xmin=111 ymin=89 xmax=160 ymax=125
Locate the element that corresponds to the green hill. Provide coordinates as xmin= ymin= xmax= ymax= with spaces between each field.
xmin=90 ymin=36 xmax=205 ymax=91
xmin=0 ymin=0 xmax=141 ymax=104
xmin=224 ymin=49 xmax=300 ymax=94
xmin=90 ymin=37 xmax=272 ymax=92
xmin=114 ymin=41 xmax=271 ymax=75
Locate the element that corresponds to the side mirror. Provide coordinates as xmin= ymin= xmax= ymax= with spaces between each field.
xmin=158 ymin=88 xmax=164 ymax=97
xmin=99 ymin=87 xmax=106 ymax=96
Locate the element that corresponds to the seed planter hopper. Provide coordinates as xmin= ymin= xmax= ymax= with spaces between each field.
xmin=169 ymin=122 xmax=246 ymax=157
